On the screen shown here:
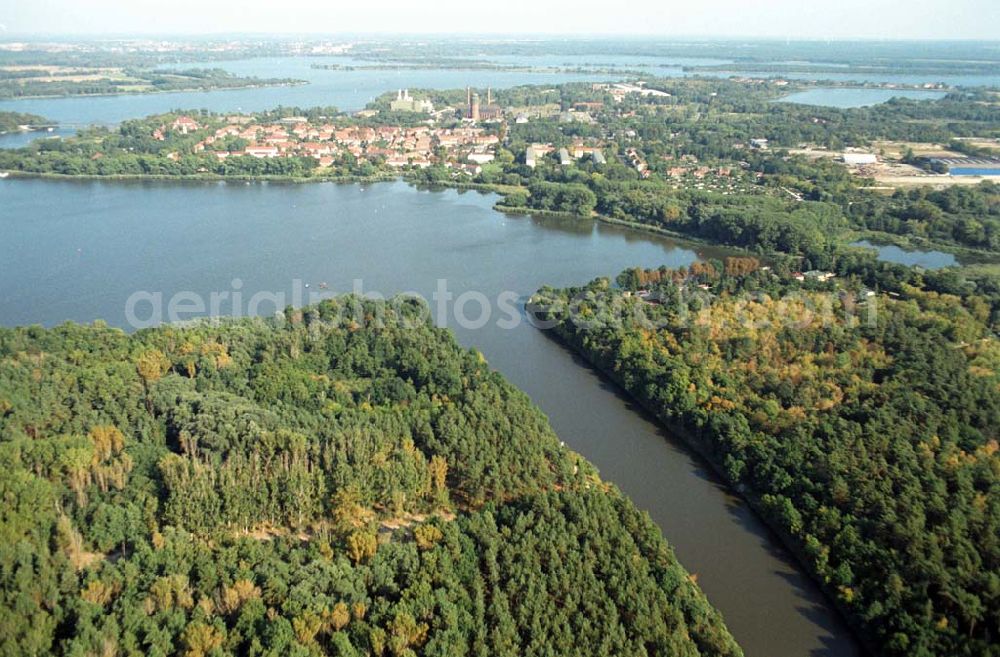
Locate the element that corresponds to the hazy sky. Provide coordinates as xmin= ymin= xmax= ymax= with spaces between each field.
xmin=2 ymin=0 xmax=999 ymax=39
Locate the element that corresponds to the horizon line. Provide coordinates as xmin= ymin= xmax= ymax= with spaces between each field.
xmin=3 ymin=32 xmax=1000 ymax=43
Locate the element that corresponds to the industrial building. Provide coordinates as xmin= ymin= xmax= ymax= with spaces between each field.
xmin=841 ymin=152 xmax=878 ymax=166
xmin=464 ymin=87 xmax=503 ymax=121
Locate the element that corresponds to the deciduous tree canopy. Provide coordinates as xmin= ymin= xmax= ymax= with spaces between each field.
xmin=534 ymin=267 xmax=1000 ymax=657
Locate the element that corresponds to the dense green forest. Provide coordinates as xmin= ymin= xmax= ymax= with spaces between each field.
xmin=532 ymin=263 xmax=1000 ymax=657
xmin=0 ymin=297 xmax=740 ymax=657
xmin=584 ymin=176 xmax=999 ymax=260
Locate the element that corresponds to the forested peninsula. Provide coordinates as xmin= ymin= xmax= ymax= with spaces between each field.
xmin=0 ymin=297 xmax=741 ymax=657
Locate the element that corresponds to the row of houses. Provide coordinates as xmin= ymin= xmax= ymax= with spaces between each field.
xmin=666 ymin=166 xmax=732 ymax=179
xmin=157 ymin=116 xmax=500 ymax=169
xmin=526 ymin=142 xmax=605 ymax=168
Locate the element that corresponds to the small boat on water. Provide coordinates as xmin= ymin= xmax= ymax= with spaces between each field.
xmin=0 ymin=172 xmax=9 ymax=179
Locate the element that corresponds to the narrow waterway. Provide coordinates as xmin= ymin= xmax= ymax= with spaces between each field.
xmin=0 ymin=178 xmax=863 ymax=657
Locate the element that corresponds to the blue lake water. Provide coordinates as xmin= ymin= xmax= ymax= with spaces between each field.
xmin=852 ymin=240 xmax=959 ymax=268
xmin=0 ymin=127 xmax=75 ymax=149
xmin=779 ymin=87 xmax=947 ymax=108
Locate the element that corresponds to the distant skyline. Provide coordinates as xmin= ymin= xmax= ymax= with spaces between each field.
xmin=2 ymin=0 xmax=999 ymax=40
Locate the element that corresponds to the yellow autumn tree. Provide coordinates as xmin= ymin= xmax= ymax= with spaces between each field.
xmin=135 ymin=349 xmax=170 ymax=385
xmin=413 ymin=524 xmax=443 ymax=551
xmin=346 ymin=530 xmax=377 ymax=565
xmin=181 ymin=622 xmax=224 ymax=657
xmin=329 ymin=601 xmax=351 ymax=632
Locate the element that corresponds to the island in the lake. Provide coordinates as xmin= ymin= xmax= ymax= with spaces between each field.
xmin=0 ymin=66 xmax=303 ymax=99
